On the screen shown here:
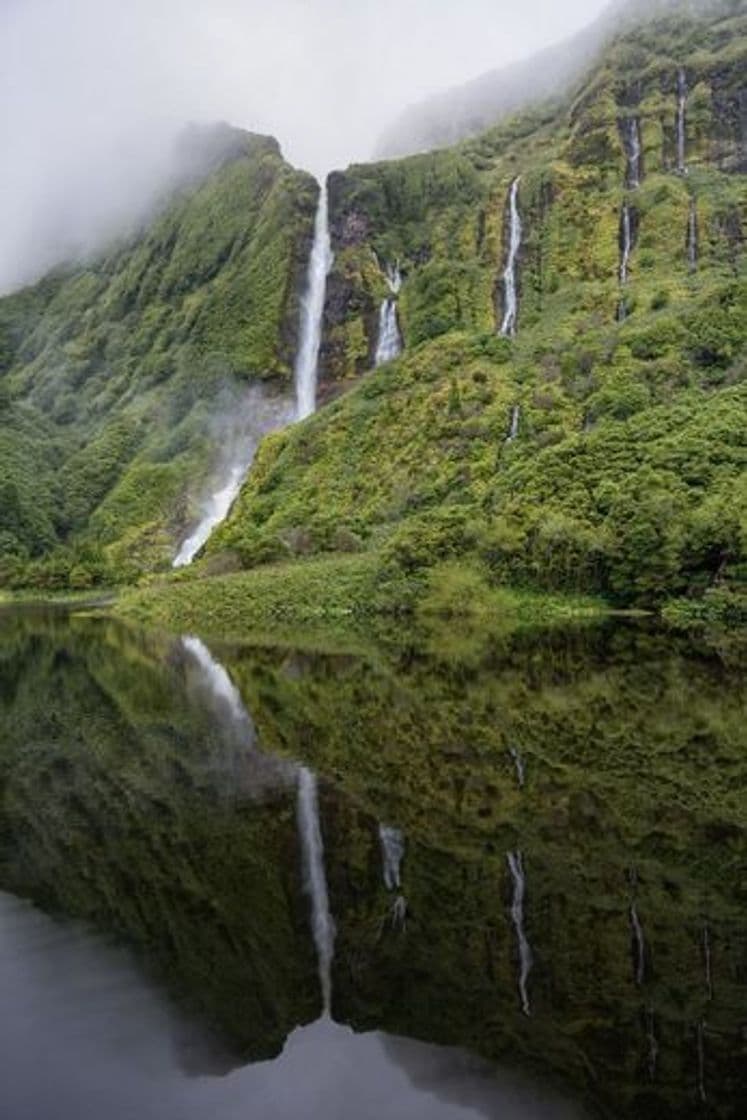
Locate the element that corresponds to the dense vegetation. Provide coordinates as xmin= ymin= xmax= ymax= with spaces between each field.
xmin=0 ymin=126 xmax=316 ymax=589
xmin=195 ymin=3 xmax=746 ymax=617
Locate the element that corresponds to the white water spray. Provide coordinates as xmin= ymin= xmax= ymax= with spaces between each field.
xmin=500 ymin=178 xmax=522 ymax=337
xmin=620 ymin=205 xmax=633 ymax=286
xmin=181 ymin=636 xmax=249 ymax=726
xmin=625 ymin=118 xmax=642 ymax=189
xmin=375 ymin=263 xmax=403 ymax=367
xmin=505 ymin=405 xmax=521 ymax=444
xmin=297 ymin=767 xmax=335 ymax=1016
xmin=379 ymin=825 xmax=405 ymax=891
xmin=676 ymin=69 xmax=688 ymax=174
xmin=295 ymin=183 xmax=333 ymax=421
xmin=506 ymin=850 xmax=533 ymax=1016
xmin=174 ymin=462 xmax=247 ymax=568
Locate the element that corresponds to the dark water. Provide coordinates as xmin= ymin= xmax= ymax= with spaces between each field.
xmin=0 ymin=607 xmax=745 ymax=1119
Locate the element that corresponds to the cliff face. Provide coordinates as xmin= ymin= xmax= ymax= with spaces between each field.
xmin=213 ymin=5 xmax=747 ymax=610
xmin=0 ymin=125 xmax=317 ymax=585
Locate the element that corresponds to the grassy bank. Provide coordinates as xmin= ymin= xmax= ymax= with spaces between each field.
xmin=116 ymin=551 xmax=607 ymax=640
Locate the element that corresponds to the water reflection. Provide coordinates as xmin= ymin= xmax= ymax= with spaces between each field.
xmin=0 ymin=606 xmax=745 ymax=1118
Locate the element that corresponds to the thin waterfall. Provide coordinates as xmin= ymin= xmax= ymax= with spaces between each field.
xmin=297 ymin=767 xmax=335 ymax=1016
xmin=500 ymin=177 xmax=523 ymax=337
xmin=508 ymin=746 xmax=526 ymax=788
xmin=703 ymin=924 xmax=713 ymax=1001
xmin=687 ymin=199 xmax=698 ymax=272
xmin=505 ymin=405 xmax=521 ymax=444
xmin=676 ymin=68 xmax=688 ymax=174
xmin=630 ymin=902 xmax=646 ymax=986
xmin=506 ymin=850 xmax=533 ymax=1016
xmin=624 ymin=117 xmax=642 ymax=189
xmin=379 ymin=825 xmax=405 ymax=891
xmin=295 ymin=182 xmax=333 ymax=421
xmin=375 ymin=302 xmax=402 ymax=366
xmin=618 ymin=204 xmax=633 ymax=320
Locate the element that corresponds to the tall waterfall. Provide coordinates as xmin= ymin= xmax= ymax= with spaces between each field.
xmin=379 ymin=825 xmax=405 ymax=890
xmin=687 ymin=199 xmax=698 ymax=271
xmin=500 ymin=178 xmax=522 ymax=337
xmin=295 ymin=182 xmax=333 ymax=421
xmin=506 ymin=850 xmax=533 ymax=1016
xmin=676 ymin=69 xmax=688 ymax=174
xmin=624 ymin=118 xmax=642 ymax=189
xmin=297 ymin=767 xmax=335 ymax=1016
xmin=508 ymin=746 xmax=526 ymax=787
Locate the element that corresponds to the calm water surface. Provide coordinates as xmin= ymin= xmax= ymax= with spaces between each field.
xmin=0 ymin=607 xmax=744 ymax=1119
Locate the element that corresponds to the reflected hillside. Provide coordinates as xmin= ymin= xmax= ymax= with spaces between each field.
xmin=0 ymin=608 xmax=744 ymax=1116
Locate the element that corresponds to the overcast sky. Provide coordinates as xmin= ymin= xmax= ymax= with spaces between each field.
xmin=0 ymin=0 xmax=612 ymax=292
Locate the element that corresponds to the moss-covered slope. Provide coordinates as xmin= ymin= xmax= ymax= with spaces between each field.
xmin=0 ymin=125 xmax=317 ymax=588
xmin=208 ymin=5 xmax=747 ymax=610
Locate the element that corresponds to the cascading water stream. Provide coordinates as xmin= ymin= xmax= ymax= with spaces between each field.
xmin=379 ymin=825 xmax=405 ymax=891
xmin=295 ymin=182 xmax=333 ymax=421
xmin=297 ymin=767 xmax=335 ymax=1016
xmin=617 ymin=204 xmax=633 ymax=320
xmin=500 ymin=178 xmax=522 ymax=337
xmin=646 ymin=1005 xmax=659 ymax=1081
xmin=508 ymin=746 xmax=526 ymax=788
xmin=181 ymin=636 xmax=251 ymax=728
xmin=375 ymin=262 xmax=403 ymax=366
xmin=676 ymin=69 xmax=688 ymax=174
xmin=505 ymin=405 xmax=521 ymax=444
xmin=506 ymin=850 xmax=533 ymax=1016
xmin=625 ymin=118 xmax=642 ymax=189
xmin=696 ymin=1020 xmax=707 ymax=1102
xmin=687 ymin=200 xmax=698 ymax=271
xmin=174 ymin=461 xmax=249 ymax=569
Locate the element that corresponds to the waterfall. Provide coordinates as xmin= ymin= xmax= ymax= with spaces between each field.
xmin=625 ymin=118 xmax=642 ymax=189
xmin=379 ymin=825 xmax=405 ymax=891
xmin=620 ymin=205 xmax=633 ymax=286
xmin=508 ymin=746 xmax=526 ymax=788
xmin=676 ymin=69 xmax=688 ymax=174
xmin=505 ymin=405 xmax=521 ymax=444
xmin=687 ymin=199 xmax=698 ymax=272
xmin=703 ymin=923 xmax=713 ymax=1001
xmin=297 ymin=767 xmax=335 ymax=1016
xmin=375 ymin=300 xmax=402 ymax=366
xmin=506 ymin=850 xmax=533 ymax=1016
xmin=646 ymin=1005 xmax=659 ymax=1081
xmin=630 ymin=902 xmax=646 ymax=986
xmin=174 ymin=461 xmax=248 ymax=568
xmin=499 ymin=177 xmax=522 ymax=337
xmin=295 ymin=182 xmax=333 ymax=421
xmin=617 ymin=203 xmax=633 ymax=320
xmin=375 ymin=262 xmax=403 ymax=366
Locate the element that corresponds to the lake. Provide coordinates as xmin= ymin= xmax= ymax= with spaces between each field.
xmin=0 ymin=606 xmax=744 ymax=1118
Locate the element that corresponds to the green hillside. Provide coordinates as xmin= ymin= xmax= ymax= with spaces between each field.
xmin=0 ymin=125 xmax=316 ymax=588
xmin=3 ymin=3 xmax=747 ymax=626
xmin=196 ymin=3 xmax=746 ymax=619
